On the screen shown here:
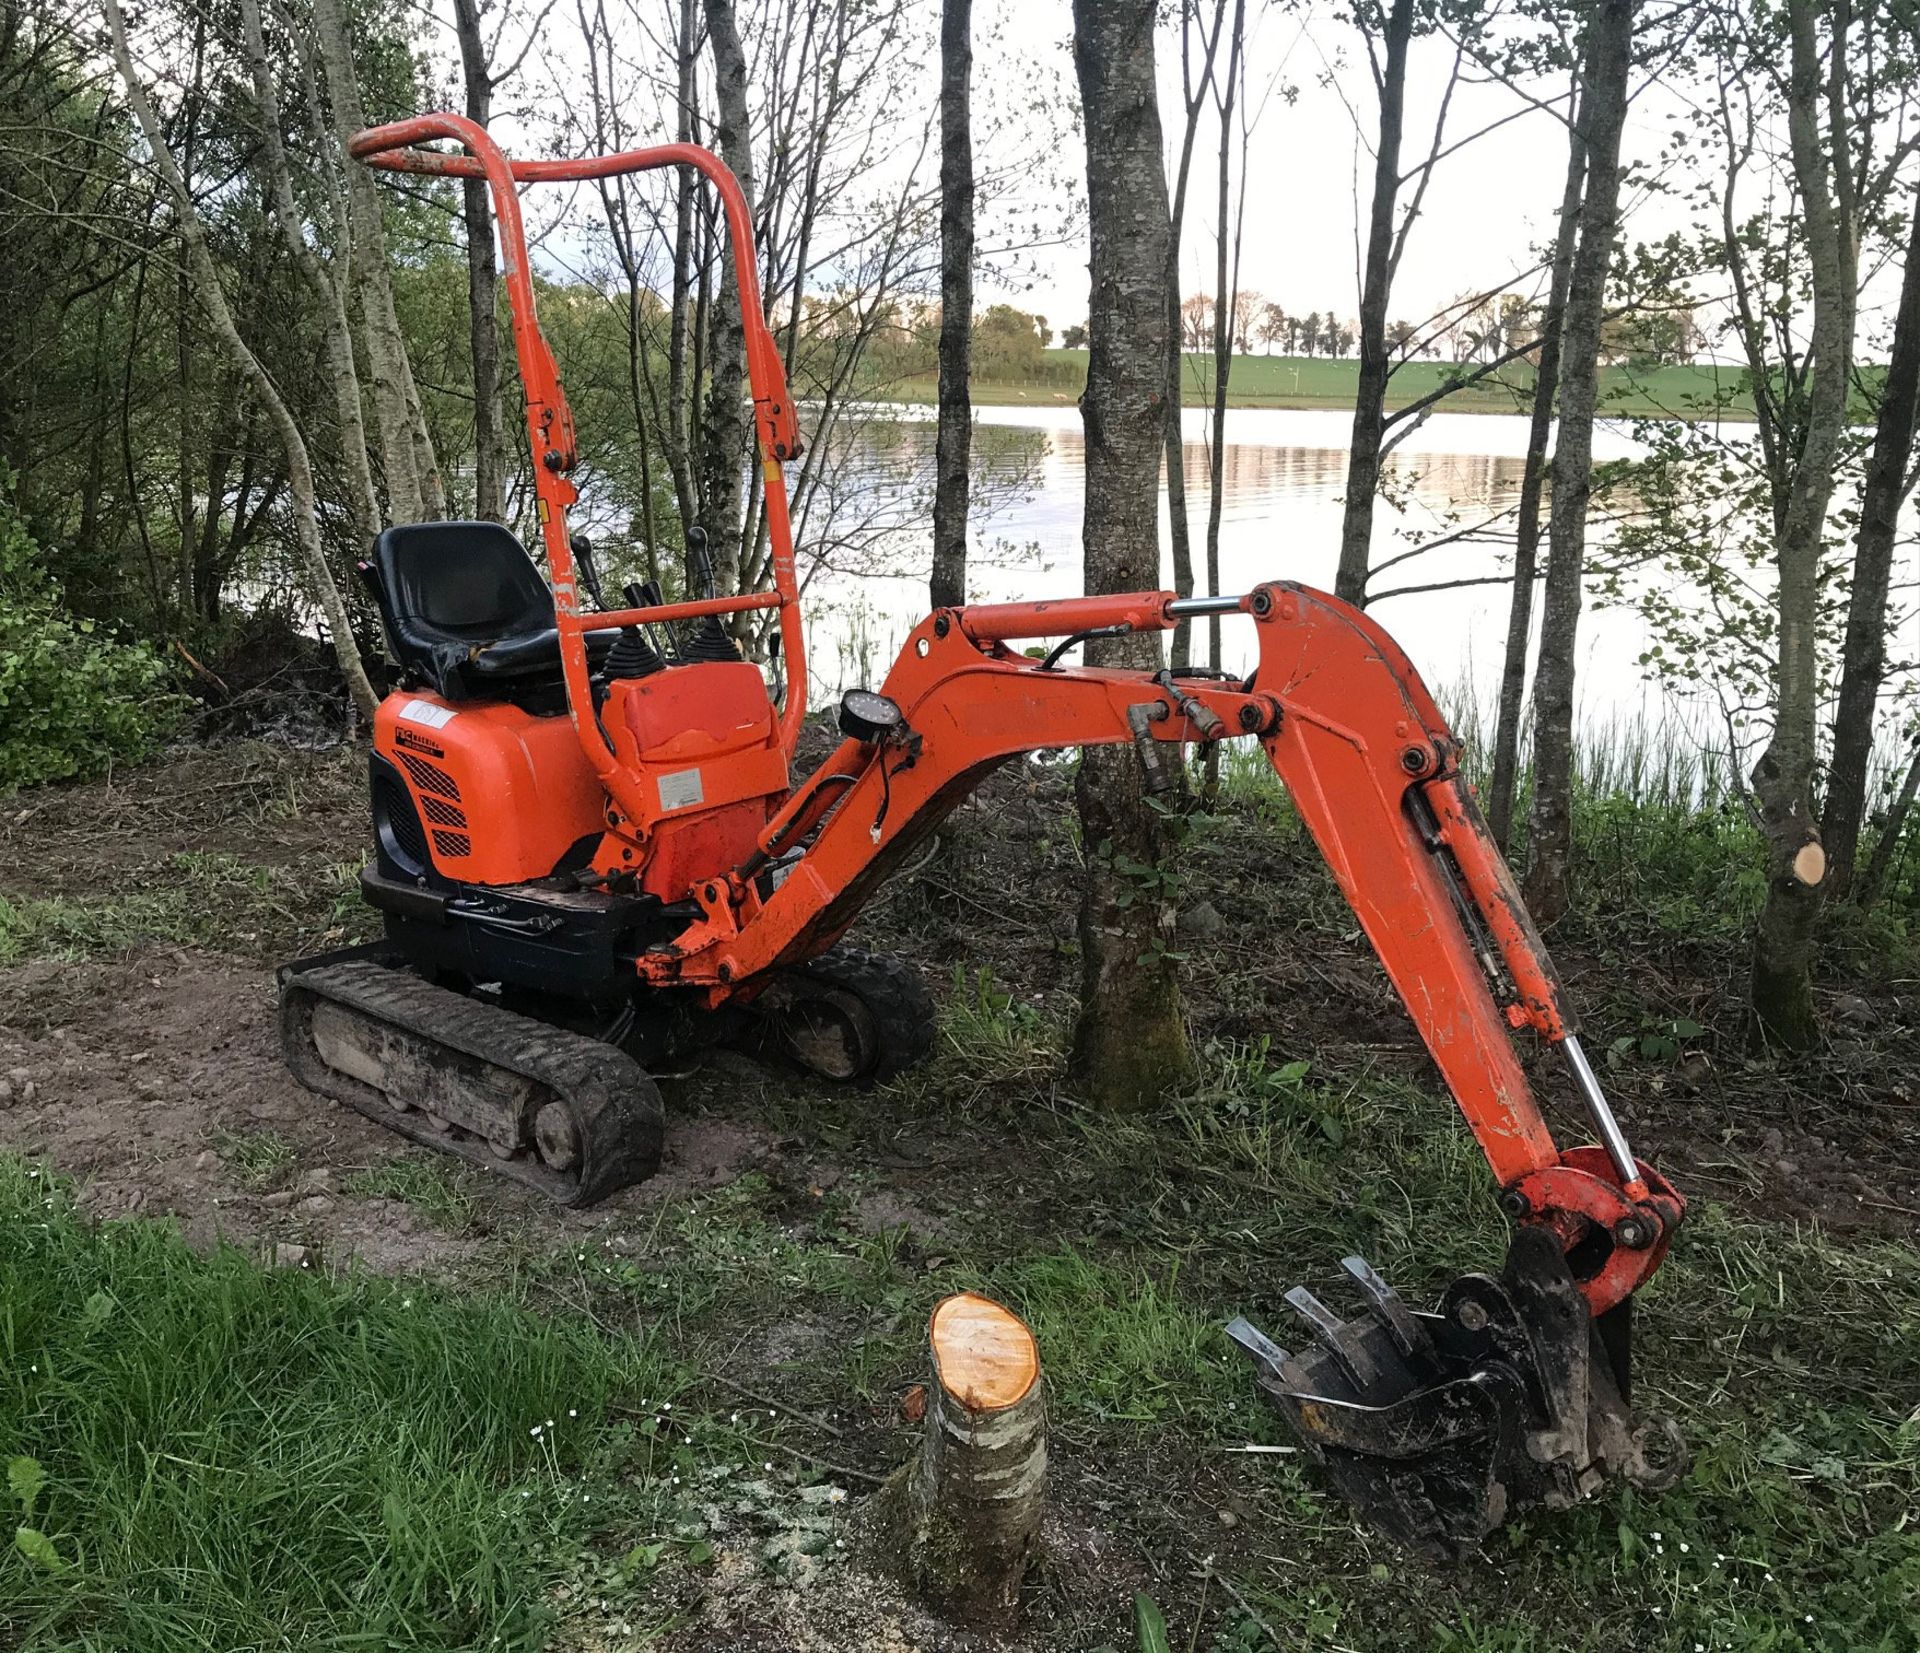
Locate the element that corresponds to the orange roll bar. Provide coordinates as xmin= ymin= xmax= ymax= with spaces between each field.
xmin=346 ymin=115 xmax=809 ymax=812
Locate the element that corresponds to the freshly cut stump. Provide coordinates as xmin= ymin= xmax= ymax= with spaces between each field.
xmin=874 ymin=1291 xmax=1047 ymax=1631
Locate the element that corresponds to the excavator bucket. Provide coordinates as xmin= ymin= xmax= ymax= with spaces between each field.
xmin=1228 ymin=1229 xmax=1687 ymax=1558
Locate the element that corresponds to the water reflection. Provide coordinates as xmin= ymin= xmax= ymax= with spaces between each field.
xmin=803 ymin=403 xmax=1655 ymax=718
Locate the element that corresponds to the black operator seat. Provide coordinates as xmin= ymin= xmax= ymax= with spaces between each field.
xmin=360 ymin=521 xmax=616 ymax=703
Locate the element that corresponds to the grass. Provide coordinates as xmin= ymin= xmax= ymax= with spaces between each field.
xmin=0 ymin=850 xmax=368 ymax=966
xmin=540 ymin=1007 xmax=1920 ymax=1648
xmin=866 ymin=349 xmax=1757 ymax=420
xmin=5 ymin=1008 xmax=1920 ymax=1647
xmin=5 ymin=738 xmax=1920 ymax=1647
xmin=344 ymin=1155 xmax=479 ymax=1232
xmin=212 ymin=1127 xmax=298 ymax=1191
xmin=0 ymin=1157 xmax=690 ymax=1650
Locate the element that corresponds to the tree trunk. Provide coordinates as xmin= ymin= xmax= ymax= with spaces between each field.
xmin=1163 ymin=0 xmax=1229 ymax=669
xmin=1520 ymin=0 xmax=1632 ymax=924
xmin=1749 ymin=0 xmax=1855 ymax=1050
xmin=1068 ymin=0 xmax=1195 ymax=1109
xmin=310 ymin=0 xmax=444 ymax=525
xmin=665 ymin=0 xmax=701 ymax=534
xmin=1823 ymin=195 xmax=1920 ymax=897
xmin=928 ymin=0 xmax=973 ymax=612
xmin=1203 ymin=0 xmax=1245 ymax=689
xmin=873 ymin=1292 xmax=1046 ymax=1632
xmin=1487 ymin=79 xmax=1586 ymax=849
xmin=238 ymin=0 xmax=381 ymax=554
xmin=701 ymin=0 xmax=758 ymax=600
xmin=1858 ymin=736 xmax=1920 ymax=911
xmin=1332 ymin=0 xmax=1414 ymax=607
xmin=452 ymin=0 xmax=506 ymax=523
xmin=107 ymin=0 xmax=378 ymax=722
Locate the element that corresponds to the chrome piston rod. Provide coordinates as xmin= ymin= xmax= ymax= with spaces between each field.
xmin=1562 ymin=1034 xmax=1642 ymax=1188
xmin=1166 ymin=593 xmax=1245 ymax=616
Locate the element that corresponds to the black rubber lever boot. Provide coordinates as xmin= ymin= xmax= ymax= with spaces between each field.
xmin=678 ymin=526 xmax=744 ymax=663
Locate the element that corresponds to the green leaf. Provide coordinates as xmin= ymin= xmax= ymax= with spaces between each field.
xmin=7 ymin=1457 xmax=44 ymax=1517
xmin=1672 ymin=1019 xmax=1706 ymax=1039
xmin=684 ymin=1538 xmax=716 ymax=1567
xmin=14 ymin=1526 xmax=61 ymax=1570
xmin=1275 ymin=1060 xmax=1311 ymax=1084
xmin=80 ymin=1290 xmax=115 ymax=1331
xmin=1133 ymin=1593 xmax=1172 ymax=1653
xmin=624 ymin=1541 xmax=667 ymax=1574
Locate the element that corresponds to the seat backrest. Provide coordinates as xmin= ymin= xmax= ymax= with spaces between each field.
xmin=372 ymin=522 xmax=554 ymax=650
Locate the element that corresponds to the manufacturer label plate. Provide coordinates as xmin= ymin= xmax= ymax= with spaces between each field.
xmin=658 ymin=767 xmax=704 ymax=810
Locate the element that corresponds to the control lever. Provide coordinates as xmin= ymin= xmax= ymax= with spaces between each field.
xmin=686 ymin=524 xmax=716 ymax=600
xmin=617 ymin=578 xmax=675 ymax=667
xmin=570 ymin=532 xmax=606 ymax=611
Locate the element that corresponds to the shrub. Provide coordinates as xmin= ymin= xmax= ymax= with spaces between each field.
xmin=0 ymin=490 xmax=177 ymax=790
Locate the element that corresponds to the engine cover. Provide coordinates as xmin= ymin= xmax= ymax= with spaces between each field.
xmin=373 ymin=692 xmax=606 ymax=885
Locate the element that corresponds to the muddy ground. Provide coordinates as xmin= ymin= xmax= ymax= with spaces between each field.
xmin=3 ymin=737 xmax=1918 ymax=1650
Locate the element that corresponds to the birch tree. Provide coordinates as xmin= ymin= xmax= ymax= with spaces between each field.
xmin=451 ymin=0 xmax=508 ymax=523
xmin=237 ymin=0 xmax=380 ymax=556
xmin=1823 ymin=197 xmax=1920 ymax=899
xmin=1744 ymin=0 xmax=1859 ymax=1047
xmin=1163 ymin=0 xmax=1230 ymax=669
xmin=1487 ymin=71 xmax=1585 ymax=848
xmin=1068 ymin=0 xmax=1195 ymax=1108
xmin=928 ymin=0 xmax=973 ymax=611
xmin=310 ymin=0 xmax=445 ymax=525
xmin=1332 ymin=0 xmax=1416 ymax=606
xmin=699 ymin=0 xmax=757 ymax=601
xmin=1520 ymin=0 xmax=1633 ymax=923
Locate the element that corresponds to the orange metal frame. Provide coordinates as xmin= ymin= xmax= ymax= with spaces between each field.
xmin=349 ymin=114 xmax=807 ymax=833
xmin=349 ymin=118 xmax=1680 ymax=1316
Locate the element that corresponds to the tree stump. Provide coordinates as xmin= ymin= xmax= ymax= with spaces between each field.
xmin=874 ymin=1291 xmax=1047 ymax=1631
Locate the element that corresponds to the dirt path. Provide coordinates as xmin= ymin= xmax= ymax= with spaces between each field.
xmin=0 ymin=947 xmax=813 ymax=1274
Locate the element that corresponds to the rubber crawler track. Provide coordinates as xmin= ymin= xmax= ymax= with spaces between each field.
xmin=785 ymin=946 xmax=937 ymax=1080
xmin=280 ymin=959 xmax=663 ymax=1207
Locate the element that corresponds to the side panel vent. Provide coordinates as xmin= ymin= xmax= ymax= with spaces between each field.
xmin=397 ymin=751 xmax=461 ymax=800
xmin=374 ymin=768 xmax=429 ymax=868
xmin=420 ymin=794 xmax=468 ymax=828
xmin=431 ymin=831 xmax=473 ymax=859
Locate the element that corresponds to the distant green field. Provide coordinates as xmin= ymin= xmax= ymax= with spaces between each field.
xmin=873 ymin=349 xmax=1755 ymax=420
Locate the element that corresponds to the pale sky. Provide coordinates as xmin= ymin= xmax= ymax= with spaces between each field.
xmin=482 ymin=1 xmax=1893 ymax=361
xmin=993 ymin=3 xmax=1688 ymax=346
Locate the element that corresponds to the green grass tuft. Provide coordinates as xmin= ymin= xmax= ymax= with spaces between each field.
xmin=346 ymin=1155 xmax=479 ymax=1232
xmin=211 ymin=1127 xmax=298 ymax=1191
xmin=0 ymin=1158 xmax=683 ymax=1650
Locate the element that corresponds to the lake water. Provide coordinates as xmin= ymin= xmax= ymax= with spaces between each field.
xmin=798 ymin=404 xmax=1672 ymax=730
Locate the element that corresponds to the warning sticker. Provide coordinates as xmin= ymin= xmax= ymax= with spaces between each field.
xmin=398 ymin=698 xmax=457 ymax=730
xmin=658 ymin=768 xmax=705 ymax=811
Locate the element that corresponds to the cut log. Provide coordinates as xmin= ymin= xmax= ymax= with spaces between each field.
xmin=873 ymin=1291 xmax=1047 ymax=1630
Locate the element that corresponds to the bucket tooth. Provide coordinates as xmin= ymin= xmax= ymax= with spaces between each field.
xmin=1340 ymin=1254 xmax=1429 ymax=1359
xmin=1283 ymin=1285 xmax=1382 ymax=1388
xmin=1224 ymin=1315 xmax=1291 ymax=1387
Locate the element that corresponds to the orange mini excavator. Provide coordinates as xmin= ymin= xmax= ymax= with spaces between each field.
xmin=281 ymin=114 xmax=1687 ymax=1555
